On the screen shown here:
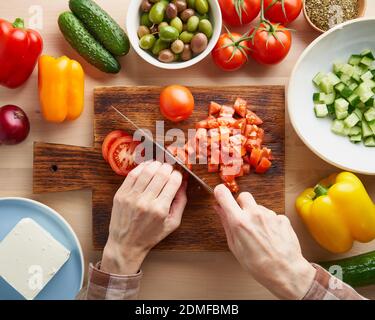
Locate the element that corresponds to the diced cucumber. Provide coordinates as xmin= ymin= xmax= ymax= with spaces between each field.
xmin=340 ymin=73 xmax=352 ymax=85
xmin=341 ymin=64 xmax=354 ymax=76
xmin=364 ymin=107 xmax=375 ymax=122
xmin=364 ymin=136 xmax=375 ymax=147
xmin=369 ymin=120 xmax=375 ymax=134
xmin=362 ymin=121 xmax=374 ymax=138
xmin=357 ymin=83 xmax=374 ymax=103
xmin=334 ymin=98 xmax=349 ymax=112
xmin=353 ymin=108 xmax=363 ymax=120
xmin=327 ymin=104 xmax=335 ymax=116
xmin=344 ymin=113 xmax=360 ymax=128
xmin=361 ymin=49 xmax=375 ymax=59
xmin=334 ymin=62 xmax=344 ymax=73
xmin=314 ymin=104 xmax=329 ymax=118
xmin=324 ymin=93 xmax=336 ymax=105
xmin=357 ymin=102 xmax=367 ymax=109
xmin=336 ymin=110 xmax=348 ymax=120
xmin=335 ymin=82 xmax=345 ymax=93
xmin=327 ymin=72 xmax=341 ymax=86
xmin=361 ymin=70 xmax=374 ymax=81
xmin=319 ymin=76 xmax=334 ymax=93
xmin=352 ymin=72 xmax=361 ymax=82
xmin=354 ymin=64 xmax=368 ymax=75
xmin=349 ymin=126 xmax=362 ymax=136
xmin=363 ymin=79 xmax=375 ymax=89
xmin=348 ymin=55 xmax=362 ymax=66
xmin=361 ymin=56 xmax=374 ymax=67
xmin=366 ymin=96 xmax=375 ymax=107
xmin=348 ymin=93 xmax=361 ymax=107
xmin=348 ymin=82 xmax=358 ymax=91
xmin=313 ymin=92 xmax=325 ymax=103
xmin=313 ymin=72 xmax=325 ymax=86
xmin=331 ymin=120 xmax=347 ymax=136
xmin=350 ymin=134 xmax=362 ymax=143
xmin=341 ymin=86 xmax=353 ymax=98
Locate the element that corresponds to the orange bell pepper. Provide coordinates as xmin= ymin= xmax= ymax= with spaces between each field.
xmin=38 ymin=55 xmax=84 ymax=122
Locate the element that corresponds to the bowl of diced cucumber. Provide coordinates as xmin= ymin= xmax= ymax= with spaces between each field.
xmin=288 ymin=18 xmax=375 ymax=175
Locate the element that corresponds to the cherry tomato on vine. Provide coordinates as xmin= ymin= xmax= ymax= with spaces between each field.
xmin=264 ymin=0 xmax=302 ymax=25
xmin=247 ymin=22 xmax=291 ymax=65
xmin=212 ymin=32 xmax=250 ymax=71
xmin=219 ymin=0 xmax=261 ymax=27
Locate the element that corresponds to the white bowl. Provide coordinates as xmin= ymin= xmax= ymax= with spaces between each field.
xmin=126 ymin=0 xmax=222 ymax=70
xmin=288 ymin=18 xmax=375 ymax=175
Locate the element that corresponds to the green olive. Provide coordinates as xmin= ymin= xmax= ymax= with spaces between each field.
xmin=198 ymin=19 xmax=212 ymax=38
xmin=195 ymin=0 xmax=209 ymax=14
xmin=187 ymin=0 xmax=196 ymax=9
xmin=138 ymin=25 xmax=150 ymax=39
xmin=179 ymin=31 xmax=194 ymax=43
xmin=171 ymin=39 xmax=184 ymax=54
xmin=139 ymin=34 xmax=156 ymax=50
xmin=158 ymin=21 xmax=169 ymax=32
xmin=158 ymin=49 xmax=175 ymax=63
xmin=159 ymin=26 xmax=179 ymax=42
xmin=187 ymin=15 xmax=199 ymax=32
xmin=170 ymin=17 xmax=183 ymax=33
xmin=141 ymin=13 xmax=153 ymax=27
xmin=149 ymin=0 xmax=168 ymax=24
xmin=152 ymin=38 xmax=169 ymax=55
xmin=197 ymin=12 xmax=209 ymax=20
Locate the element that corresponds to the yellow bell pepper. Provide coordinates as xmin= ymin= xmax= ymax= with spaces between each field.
xmin=38 ymin=55 xmax=84 ymax=122
xmin=296 ymin=172 xmax=375 ymax=253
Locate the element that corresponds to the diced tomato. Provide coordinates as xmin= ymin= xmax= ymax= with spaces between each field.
xmin=166 ymin=144 xmax=178 ymax=156
xmin=249 ymin=148 xmax=262 ymax=167
xmin=176 ymin=147 xmax=187 ymax=164
xmin=245 ymin=138 xmax=262 ymax=151
xmin=246 ymin=110 xmax=263 ymax=125
xmin=209 ymin=101 xmax=222 ymax=115
xmin=243 ymin=155 xmax=250 ymax=164
xmin=255 ymin=157 xmax=272 ymax=174
xmin=234 ymin=98 xmax=247 ymax=117
xmin=208 ymin=163 xmax=219 ymax=173
xmin=220 ymin=105 xmax=235 ymax=118
xmin=233 ymin=118 xmax=246 ymax=134
xmin=217 ymin=117 xmax=236 ymax=126
xmin=261 ymin=147 xmax=273 ymax=160
xmin=243 ymin=163 xmax=251 ymax=175
xmin=207 ymin=116 xmax=219 ymax=128
xmin=225 ymin=180 xmax=240 ymax=193
xmin=196 ymin=119 xmax=208 ymax=129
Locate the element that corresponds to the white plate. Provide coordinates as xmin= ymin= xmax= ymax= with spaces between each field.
xmin=288 ymin=18 xmax=375 ymax=175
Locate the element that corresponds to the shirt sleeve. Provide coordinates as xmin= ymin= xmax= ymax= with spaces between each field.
xmin=76 ymin=262 xmax=142 ymax=300
xmin=302 ymin=263 xmax=367 ymax=300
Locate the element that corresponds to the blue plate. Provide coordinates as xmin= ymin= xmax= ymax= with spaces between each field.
xmin=0 ymin=198 xmax=84 ymax=300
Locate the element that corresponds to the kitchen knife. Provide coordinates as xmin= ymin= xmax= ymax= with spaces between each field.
xmin=111 ymin=106 xmax=214 ymax=194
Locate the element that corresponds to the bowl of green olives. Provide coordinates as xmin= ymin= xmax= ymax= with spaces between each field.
xmin=126 ymin=0 xmax=222 ymax=69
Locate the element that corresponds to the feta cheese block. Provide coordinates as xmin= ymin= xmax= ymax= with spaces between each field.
xmin=0 ymin=218 xmax=71 ymax=300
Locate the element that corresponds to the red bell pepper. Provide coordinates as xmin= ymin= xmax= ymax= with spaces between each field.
xmin=0 ymin=18 xmax=43 ymax=89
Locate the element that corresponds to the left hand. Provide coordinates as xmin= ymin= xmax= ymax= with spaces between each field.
xmin=101 ymin=161 xmax=188 ymax=275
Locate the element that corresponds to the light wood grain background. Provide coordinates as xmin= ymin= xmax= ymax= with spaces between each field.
xmin=1 ymin=0 xmax=375 ymax=299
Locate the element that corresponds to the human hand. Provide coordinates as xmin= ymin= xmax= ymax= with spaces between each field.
xmin=101 ymin=161 xmax=188 ymax=275
xmin=214 ymin=184 xmax=316 ymax=300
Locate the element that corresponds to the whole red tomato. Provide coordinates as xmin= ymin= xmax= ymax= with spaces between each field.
xmin=219 ymin=0 xmax=261 ymax=27
xmin=160 ymin=85 xmax=194 ymax=122
xmin=264 ymin=0 xmax=302 ymax=25
xmin=247 ymin=22 xmax=291 ymax=65
xmin=212 ymin=32 xmax=250 ymax=71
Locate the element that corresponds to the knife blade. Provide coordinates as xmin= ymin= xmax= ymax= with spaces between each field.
xmin=111 ymin=106 xmax=214 ymax=194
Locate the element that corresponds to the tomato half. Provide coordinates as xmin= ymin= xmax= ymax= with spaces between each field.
xmin=160 ymin=85 xmax=194 ymax=123
xmin=264 ymin=0 xmax=302 ymax=25
xmin=248 ymin=23 xmax=292 ymax=65
xmin=219 ymin=0 xmax=261 ymax=26
xmin=102 ymin=130 xmax=131 ymax=162
xmin=108 ymin=137 xmax=140 ymax=176
xmin=212 ymin=32 xmax=250 ymax=71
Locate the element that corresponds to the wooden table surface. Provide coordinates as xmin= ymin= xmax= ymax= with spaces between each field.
xmin=1 ymin=0 xmax=375 ymax=299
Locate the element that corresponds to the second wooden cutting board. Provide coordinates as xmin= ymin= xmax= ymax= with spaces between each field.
xmin=33 ymin=86 xmax=285 ymax=250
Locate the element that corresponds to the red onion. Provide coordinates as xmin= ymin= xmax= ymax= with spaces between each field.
xmin=0 ymin=105 xmax=30 ymax=145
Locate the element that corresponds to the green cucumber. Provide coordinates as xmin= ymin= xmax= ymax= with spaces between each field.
xmin=69 ymin=0 xmax=130 ymax=56
xmin=58 ymin=12 xmax=120 ymax=73
xmin=319 ymin=251 xmax=375 ymax=287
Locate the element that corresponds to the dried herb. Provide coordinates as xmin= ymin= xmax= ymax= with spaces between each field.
xmin=305 ymin=0 xmax=359 ymax=31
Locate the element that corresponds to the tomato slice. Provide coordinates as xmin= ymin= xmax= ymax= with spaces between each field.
xmin=246 ymin=110 xmax=263 ymax=125
xmin=255 ymin=157 xmax=272 ymax=174
xmin=108 ymin=137 xmax=140 ymax=176
xmin=102 ymin=130 xmax=131 ymax=162
xmin=209 ymin=101 xmax=222 ymax=115
xmin=249 ymin=148 xmax=262 ymax=167
xmin=234 ymin=98 xmax=247 ymax=117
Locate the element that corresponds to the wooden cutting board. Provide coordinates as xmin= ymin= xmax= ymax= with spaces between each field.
xmin=33 ymin=86 xmax=285 ymax=251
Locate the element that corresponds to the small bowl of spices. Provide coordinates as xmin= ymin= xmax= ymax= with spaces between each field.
xmin=303 ymin=0 xmax=366 ymax=33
